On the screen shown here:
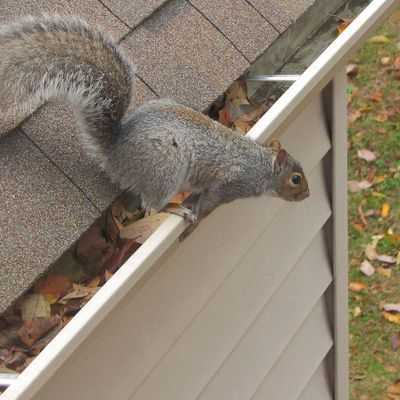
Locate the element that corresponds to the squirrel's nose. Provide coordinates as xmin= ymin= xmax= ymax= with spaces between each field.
xmin=304 ymin=189 xmax=310 ymax=198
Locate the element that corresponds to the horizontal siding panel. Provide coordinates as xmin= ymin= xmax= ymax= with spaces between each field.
xmin=129 ymin=160 xmax=331 ymax=400
xmin=250 ymin=296 xmax=333 ymax=400
xmin=298 ymin=356 xmax=334 ymax=400
xmin=272 ymin=93 xmax=331 ymax=174
xmin=31 ymin=101 xmax=331 ymax=400
xmin=194 ymin=228 xmax=332 ymax=400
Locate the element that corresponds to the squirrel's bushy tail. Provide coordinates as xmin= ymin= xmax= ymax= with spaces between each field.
xmin=0 ymin=14 xmax=133 ymax=160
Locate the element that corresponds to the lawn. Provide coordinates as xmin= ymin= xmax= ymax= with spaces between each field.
xmin=348 ymin=10 xmax=400 ymax=400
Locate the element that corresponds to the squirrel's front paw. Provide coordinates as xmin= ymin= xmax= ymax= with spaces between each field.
xmin=164 ymin=204 xmax=198 ymax=224
xmin=179 ymin=205 xmax=198 ymax=224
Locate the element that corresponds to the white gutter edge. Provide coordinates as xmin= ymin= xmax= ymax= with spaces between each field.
xmin=2 ymin=0 xmax=398 ymax=398
xmin=247 ymin=0 xmax=399 ymax=144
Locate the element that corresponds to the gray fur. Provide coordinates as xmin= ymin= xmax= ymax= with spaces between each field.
xmin=0 ymin=14 xmax=309 ymax=227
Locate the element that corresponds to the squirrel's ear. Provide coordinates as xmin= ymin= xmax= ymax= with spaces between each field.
xmin=275 ymin=149 xmax=288 ymax=168
xmin=268 ymin=139 xmax=281 ymax=151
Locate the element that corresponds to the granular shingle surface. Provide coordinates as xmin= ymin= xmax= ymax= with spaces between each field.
xmin=121 ymin=0 xmax=249 ymax=110
xmin=101 ymin=0 xmax=169 ymax=28
xmin=0 ymin=0 xmax=129 ymax=39
xmin=189 ymin=0 xmax=279 ymax=62
xmin=0 ymin=130 xmax=99 ymax=312
xmin=248 ymin=0 xmax=316 ymax=33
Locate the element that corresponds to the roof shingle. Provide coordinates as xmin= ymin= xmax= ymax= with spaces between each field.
xmin=189 ymin=0 xmax=279 ymax=62
xmin=0 ymin=130 xmax=99 ymax=312
xmin=121 ymin=0 xmax=249 ymax=110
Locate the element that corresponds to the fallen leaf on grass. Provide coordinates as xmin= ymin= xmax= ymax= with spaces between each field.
xmin=348 ymin=180 xmax=373 ymax=192
xmin=395 ymin=56 xmax=400 ymax=70
xmin=376 ymin=267 xmax=392 ymax=278
xmin=382 ymin=304 xmax=400 ymax=313
xmin=388 ymin=380 xmax=400 ymax=394
xmin=375 ymin=110 xmax=389 ymax=122
xmin=119 ymin=212 xmax=170 ymax=243
xmin=349 ymin=281 xmax=368 ymax=292
xmin=367 ymin=35 xmax=391 ymax=44
xmin=348 ymin=110 xmax=362 ymax=123
xmin=365 ymin=92 xmax=383 ymax=103
xmin=380 ymin=56 xmax=391 ymax=65
xmin=357 ymin=149 xmax=377 ymax=162
xmin=382 ymin=311 xmax=400 ymax=325
xmin=346 ymin=63 xmax=358 ymax=76
xmin=353 ymin=306 xmax=362 ymax=317
xmin=397 ymin=251 xmax=400 ymax=265
xmin=365 ymin=244 xmax=378 ymax=260
xmin=391 ymin=333 xmax=400 ymax=351
xmin=358 ymin=204 xmax=367 ymax=225
xmin=381 ymin=203 xmax=390 ymax=218
xmin=376 ymin=254 xmax=396 ymax=264
xmin=360 ymin=260 xmax=375 ymax=276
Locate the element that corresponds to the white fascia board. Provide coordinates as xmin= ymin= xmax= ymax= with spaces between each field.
xmin=2 ymin=0 xmax=397 ymax=398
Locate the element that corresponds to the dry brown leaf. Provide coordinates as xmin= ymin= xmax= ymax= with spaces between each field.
xmin=218 ymin=106 xmax=232 ymax=126
xmin=87 ymin=275 xmax=101 ymax=287
xmin=365 ymin=92 xmax=383 ymax=103
xmin=102 ymin=238 xmax=141 ymax=274
xmin=382 ymin=311 xmax=400 ymax=325
xmin=348 ymin=180 xmax=373 ymax=192
xmin=375 ymin=110 xmax=389 ymax=122
xmin=346 ymin=63 xmax=358 ymax=76
xmin=360 ymin=260 xmax=375 ymax=276
xmin=391 ymin=333 xmax=400 ymax=351
xmin=376 ymin=266 xmax=392 ymax=278
xmin=34 ymin=274 xmax=72 ymax=304
xmin=376 ymin=254 xmax=396 ymax=264
xmin=20 ymin=294 xmax=51 ymax=323
xmin=358 ymin=204 xmax=367 ymax=225
xmin=59 ymin=283 xmax=100 ymax=303
xmin=349 ymin=281 xmax=368 ymax=292
xmin=0 ymin=324 xmax=21 ymax=348
xmin=365 ymin=244 xmax=378 ymax=260
xmin=170 ymin=191 xmax=191 ymax=204
xmin=395 ymin=56 xmax=400 ymax=70
xmin=388 ymin=380 xmax=400 ymax=394
xmin=381 ymin=203 xmax=390 ymax=218
xmin=382 ymin=304 xmax=400 ymax=313
xmin=119 ymin=212 xmax=170 ymax=243
xmin=19 ymin=316 xmax=60 ymax=347
xmin=348 ymin=110 xmax=362 ymax=123
xmin=337 ymin=19 xmax=353 ymax=36
xmin=357 ymin=149 xmax=377 ymax=162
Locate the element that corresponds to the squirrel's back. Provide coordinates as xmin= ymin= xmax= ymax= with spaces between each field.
xmin=0 ymin=14 xmax=133 ymax=160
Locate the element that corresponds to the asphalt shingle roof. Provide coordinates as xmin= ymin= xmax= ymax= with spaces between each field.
xmin=0 ymin=0 xmax=319 ymax=312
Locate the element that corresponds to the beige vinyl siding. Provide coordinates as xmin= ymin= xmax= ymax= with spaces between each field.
xmin=298 ymin=353 xmax=334 ymax=400
xmin=30 ymin=90 xmax=335 ymax=400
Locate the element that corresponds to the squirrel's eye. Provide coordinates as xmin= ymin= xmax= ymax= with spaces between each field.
xmin=291 ymin=174 xmax=302 ymax=185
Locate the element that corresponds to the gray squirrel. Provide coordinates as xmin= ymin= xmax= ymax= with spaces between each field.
xmin=0 ymin=14 xmax=310 ymax=232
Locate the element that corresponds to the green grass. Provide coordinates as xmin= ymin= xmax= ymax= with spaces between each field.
xmin=348 ymin=11 xmax=400 ymax=400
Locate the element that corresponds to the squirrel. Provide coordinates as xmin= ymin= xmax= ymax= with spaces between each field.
xmin=0 ymin=14 xmax=310 ymax=233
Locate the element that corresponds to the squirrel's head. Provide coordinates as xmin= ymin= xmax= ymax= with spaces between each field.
xmin=268 ymin=139 xmax=310 ymax=202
